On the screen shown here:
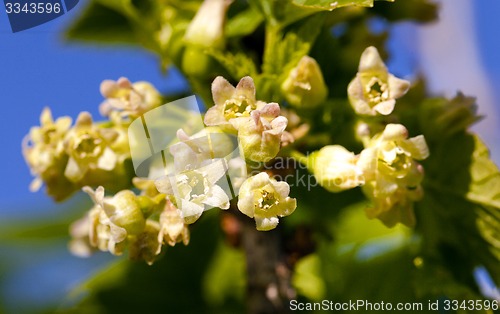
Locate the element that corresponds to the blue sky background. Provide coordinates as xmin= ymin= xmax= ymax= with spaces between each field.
xmin=0 ymin=0 xmax=499 ymax=312
xmin=0 ymin=1 xmax=189 ymax=217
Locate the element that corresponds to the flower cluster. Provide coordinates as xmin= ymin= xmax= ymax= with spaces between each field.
xmin=23 ymin=77 xmax=162 ymax=201
xmin=27 ymin=46 xmax=427 ymax=265
xmin=23 ymin=112 xmax=127 ymax=201
xmin=69 ymin=183 xmax=189 ymax=265
xmin=358 ymin=124 xmax=429 ymax=227
xmin=309 ymin=129 xmax=428 ymax=228
xmin=205 ymin=76 xmax=291 ymax=162
xmin=60 ymin=72 xmax=297 ymax=264
xmin=152 ymin=76 xmax=296 ymax=231
xmin=306 ymin=47 xmax=429 ymax=227
xmin=22 ymin=108 xmax=72 ymax=197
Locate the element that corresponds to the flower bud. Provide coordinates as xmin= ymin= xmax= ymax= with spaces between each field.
xmin=237 ymin=104 xmax=288 ymax=162
xmin=181 ymin=0 xmax=232 ymax=77
xmin=83 ymin=186 xmax=146 ymax=236
xmin=128 ymin=220 xmax=162 ymax=265
xmin=102 ymin=190 xmax=146 ymax=236
xmin=309 ymin=145 xmax=364 ymax=193
xmin=184 ymin=0 xmax=232 ymax=49
xmin=157 ymin=199 xmax=190 ymax=249
xmin=281 ymin=56 xmax=328 ymax=108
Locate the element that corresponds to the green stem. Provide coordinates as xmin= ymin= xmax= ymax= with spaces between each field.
xmin=262 ymin=24 xmax=282 ymax=75
xmin=288 ymin=150 xmax=309 ymax=168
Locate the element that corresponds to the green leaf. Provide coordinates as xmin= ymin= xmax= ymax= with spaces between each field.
xmin=61 ymin=211 xmax=244 ymax=314
xmin=292 ymin=254 xmax=326 ymax=301
xmin=207 ymin=50 xmax=258 ymax=80
xmin=258 ymin=14 xmax=325 ymax=100
xmin=69 ymin=259 xmax=130 ymax=298
xmin=93 ymin=0 xmax=137 ymax=18
xmin=417 ymin=94 xmax=482 ymax=142
xmin=226 ymin=6 xmax=265 ymax=38
xmin=292 ymin=0 xmax=394 ymax=11
xmin=0 ymin=199 xmax=90 ymax=242
xmin=413 ymin=261 xmax=493 ymax=314
xmin=249 ymin=0 xmax=319 ymax=27
xmin=202 ymin=243 xmax=245 ymax=309
xmin=316 ymin=222 xmax=417 ymax=307
xmin=65 ymin=1 xmax=137 ymax=44
xmin=372 ymin=0 xmax=438 ymax=23
xmin=416 ymin=133 xmax=500 ymax=286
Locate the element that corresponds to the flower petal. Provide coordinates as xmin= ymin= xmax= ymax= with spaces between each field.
xmin=155 ymin=175 xmax=175 ymax=195
xmin=235 ymin=76 xmax=256 ymax=102
xmin=65 ymin=157 xmax=87 ymax=182
xmin=272 ymin=181 xmax=290 ymax=199
xmin=97 ymin=147 xmax=117 ymax=171
xmin=358 ymin=46 xmax=387 ymax=74
xmin=203 ymin=184 xmax=230 ymax=209
xmin=388 ymin=74 xmax=410 ymax=100
xmin=404 ymin=135 xmax=430 ymax=160
xmin=373 ymin=99 xmax=395 ymax=115
xmin=211 ymin=76 xmax=235 ymax=107
xmin=255 ymin=216 xmax=279 ymax=231
xmin=179 ymin=199 xmax=204 ymax=224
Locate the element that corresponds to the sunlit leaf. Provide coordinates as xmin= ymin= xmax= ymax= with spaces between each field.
xmin=292 ymin=0 xmax=394 ymax=11
xmin=292 ymin=254 xmax=326 ymax=301
xmin=372 ymin=0 xmax=438 ymax=22
xmin=65 ymin=2 xmax=137 ymax=44
xmin=207 ymin=50 xmax=258 ymax=81
xmin=202 ymin=243 xmax=245 ymax=309
xmin=417 ymin=133 xmax=500 ymax=286
xmin=226 ymin=6 xmax=264 ymax=38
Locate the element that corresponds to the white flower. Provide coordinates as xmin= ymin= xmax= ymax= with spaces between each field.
xmin=170 ymin=127 xmax=236 ymax=172
xmin=357 ymin=124 xmax=429 ymax=227
xmin=205 ymin=76 xmax=264 ymax=132
xmin=348 ymin=46 xmax=410 ymax=116
xmin=237 ymin=103 xmax=288 ymax=162
xmin=100 ymin=77 xmax=162 ymax=119
xmin=70 ymin=187 xmax=130 ymax=256
xmin=22 ymin=108 xmax=72 ymax=192
xmin=155 ymin=160 xmax=230 ymax=224
xmin=157 ymin=199 xmax=190 ymax=249
xmin=63 ymin=112 xmax=119 ymax=183
xmin=237 ymin=172 xmax=296 ymax=231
